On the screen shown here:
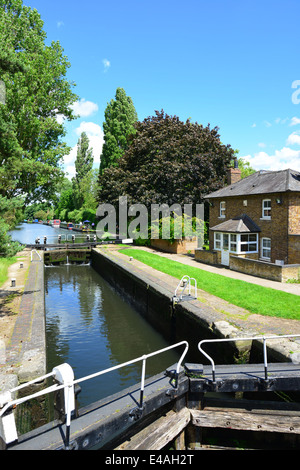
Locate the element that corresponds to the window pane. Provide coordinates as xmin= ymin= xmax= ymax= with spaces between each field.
xmin=263 ymin=239 xmax=271 ymax=248
xmin=241 ymin=234 xmax=248 ymax=242
xmin=249 ymin=234 xmax=257 ymax=242
xmin=249 ymin=243 xmax=257 ymax=251
xmin=223 ymin=235 xmax=229 ymax=250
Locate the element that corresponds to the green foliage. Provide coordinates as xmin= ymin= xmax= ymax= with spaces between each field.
xmin=0 ymin=195 xmax=24 ymax=227
xmin=98 ymin=110 xmax=234 ymax=211
xmin=0 ymin=0 xmax=78 ymax=204
xmin=0 ymin=256 xmax=17 ymax=286
xmin=0 ymin=219 xmax=22 ymax=257
xmin=72 ymin=132 xmax=94 ymax=209
xmin=99 ymin=88 xmax=138 ymax=174
xmin=238 ymin=157 xmax=256 ymax=179
xmin=150 ymin=214 xmax=204 ymax=243
xmin=55 ymin=188 xmax=75 ymax=220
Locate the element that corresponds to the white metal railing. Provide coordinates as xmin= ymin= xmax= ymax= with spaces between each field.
xmin=0 ymin=341 xmax=189 ymax=449
xmin=198 ymin=334 xmax=300 ymax=383
xmin=30 ymin=249 xmax=41 ymax=262
xmin=173 ymin=275 xmax=197 ymax=304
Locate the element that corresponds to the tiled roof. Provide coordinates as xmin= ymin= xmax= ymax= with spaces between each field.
xmin=210 ymin=214 xmax=261 ymax=233
xmin=205 ymin=168 xmax=300 ymax=199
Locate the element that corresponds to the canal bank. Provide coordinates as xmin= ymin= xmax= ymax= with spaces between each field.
xmin=1 ymin=244 xmax=300 ymax=394
xmin=0 ymin=249 xmax=45 ymax=395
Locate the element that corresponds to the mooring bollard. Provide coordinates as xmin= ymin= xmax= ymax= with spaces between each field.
xmin=20 ymin=263 xmax=23 ymax=269
xmin=11 ymin=279 xmax=16 ymax=287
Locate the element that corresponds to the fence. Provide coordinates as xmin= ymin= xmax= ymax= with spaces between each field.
xmin=0 ymin=341 xmax=189 ymax=449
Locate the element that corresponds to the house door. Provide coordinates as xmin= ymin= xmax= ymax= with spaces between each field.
xmin=221 ymin=233 xmax=230 ymax=266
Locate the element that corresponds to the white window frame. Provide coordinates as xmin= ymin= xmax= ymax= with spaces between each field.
xmin=261 ymin=237 xmax=271 ymax=260
xmin=240 ymin=233 xmax=259 ymax=253
xmin=219 ymin=201 xmax=226 ymax=218
xmin=214 ymin=232 xmax=221 ymax=249
xmin=214 ymin=232 xmax=258 ymax=254
xmin=262 ymin=199 xmax=271 ymax=219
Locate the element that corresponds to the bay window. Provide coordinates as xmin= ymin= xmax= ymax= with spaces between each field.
xmin=214 ymin=232 xmax=258 ymax=254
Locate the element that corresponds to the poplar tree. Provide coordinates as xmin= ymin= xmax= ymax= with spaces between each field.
xmin=72 ymin=132 xmax=94 ymax=209
xmin=99 ymin=88 xmax=137 ymax=174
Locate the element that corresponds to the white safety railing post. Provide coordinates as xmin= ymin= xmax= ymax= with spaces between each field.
xmin=0 ymin=391 xmax=18 ymax=449
xmin=53 ymin=364 xmax=75 ymax=450
xmin=139 ymin=356 xmax=147 ymax=409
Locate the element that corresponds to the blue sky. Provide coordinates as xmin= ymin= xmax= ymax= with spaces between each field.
xmin=25 ymin=0 xmax=300 ymax=177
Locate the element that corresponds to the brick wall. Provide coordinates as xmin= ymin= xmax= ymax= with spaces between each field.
xmin=289 ymin=193 xmax=300 ymax=234
xmin=150 ymin=237 xmax=197 ymax=254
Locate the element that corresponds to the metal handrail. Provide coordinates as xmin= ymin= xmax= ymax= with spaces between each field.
xmin=30 ymin=249 xmax=41 ymax=261
xmin=198 ymin=334 xmax=300 ymax=383
xmin=174 ymin=275 xmax=197 ymax=303
xmin=0 ymin=340 xmax=189 ymax=449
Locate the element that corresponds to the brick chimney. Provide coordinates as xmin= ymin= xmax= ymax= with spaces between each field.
xmin=227 ymin=158 xmax=241 ymax=185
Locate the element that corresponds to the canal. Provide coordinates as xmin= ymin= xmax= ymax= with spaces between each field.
xmin=10 ymin=223 xmax=179 ymax=409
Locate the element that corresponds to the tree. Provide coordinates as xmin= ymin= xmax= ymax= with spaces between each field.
xmin=238 ymin=157 xmax=256 ymax=179
xmin=98 ymin=110 xmax=235 ymax=213
xmin=72 ymin=132 xmax=94 ymax=209
xmin=0 ymin=0 xmax=78 ymax=204
xmin=99 ymin=87 xmax=138 ymax=174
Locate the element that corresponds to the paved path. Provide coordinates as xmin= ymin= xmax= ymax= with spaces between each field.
xmin=128 ymin=246 xmax=300 ymax=296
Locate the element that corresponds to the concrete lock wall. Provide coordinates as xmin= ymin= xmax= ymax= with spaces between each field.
xmin=91 ymin=249 xmax=244 ymax=363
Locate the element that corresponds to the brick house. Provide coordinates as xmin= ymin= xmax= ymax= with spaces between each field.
xmin=196 ymin=165 xmax=300 ymax=277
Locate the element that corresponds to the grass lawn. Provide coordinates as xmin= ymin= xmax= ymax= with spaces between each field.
xmin=0 ymin=257 xmax=17 ymax=287
xmin=119 ymin=249 xmax=300 ymax=320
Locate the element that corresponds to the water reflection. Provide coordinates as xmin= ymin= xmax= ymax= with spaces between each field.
xmin=9 ymin=222 xmax=70 ymax=245
xmin=45 ymin=265 xmax=179 ymax=408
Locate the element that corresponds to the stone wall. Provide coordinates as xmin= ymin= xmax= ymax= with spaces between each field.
xmin=229 ymin=255 xmax=300 ymax=282
xmin=194 ymin=249 xmax=220 ymax=265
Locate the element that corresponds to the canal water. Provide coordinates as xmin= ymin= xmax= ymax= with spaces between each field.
xmin=11 ymin=224 xmax=179 ymax=409
xmin=9 ymin=222 xmax=86 ymax=244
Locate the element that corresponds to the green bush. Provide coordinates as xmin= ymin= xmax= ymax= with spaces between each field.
xmin=0 ymin=219 xmax=22 ymax=257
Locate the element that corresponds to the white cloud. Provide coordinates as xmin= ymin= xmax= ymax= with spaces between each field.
xmin=71 ymin=99 xmax=98 ymax=117
xmin=242 ymin=147 xmax=300 ymax=172
xmin=275 ymin=117 xmax=288 ymax=125
xmin=286 ymin=131 xmax=300 ymax=146
xmin=290 ymin=116 xmax=300 ymax=126
xmin=57 ymin=21 xmax=64 ymax=28
xmin=258 ymin=142 xmax=266 ymax=148
xmin=102 ymin=58 xmax=111 ymax=72
xmin=63 ymin=121 xmax=104 ymax=179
